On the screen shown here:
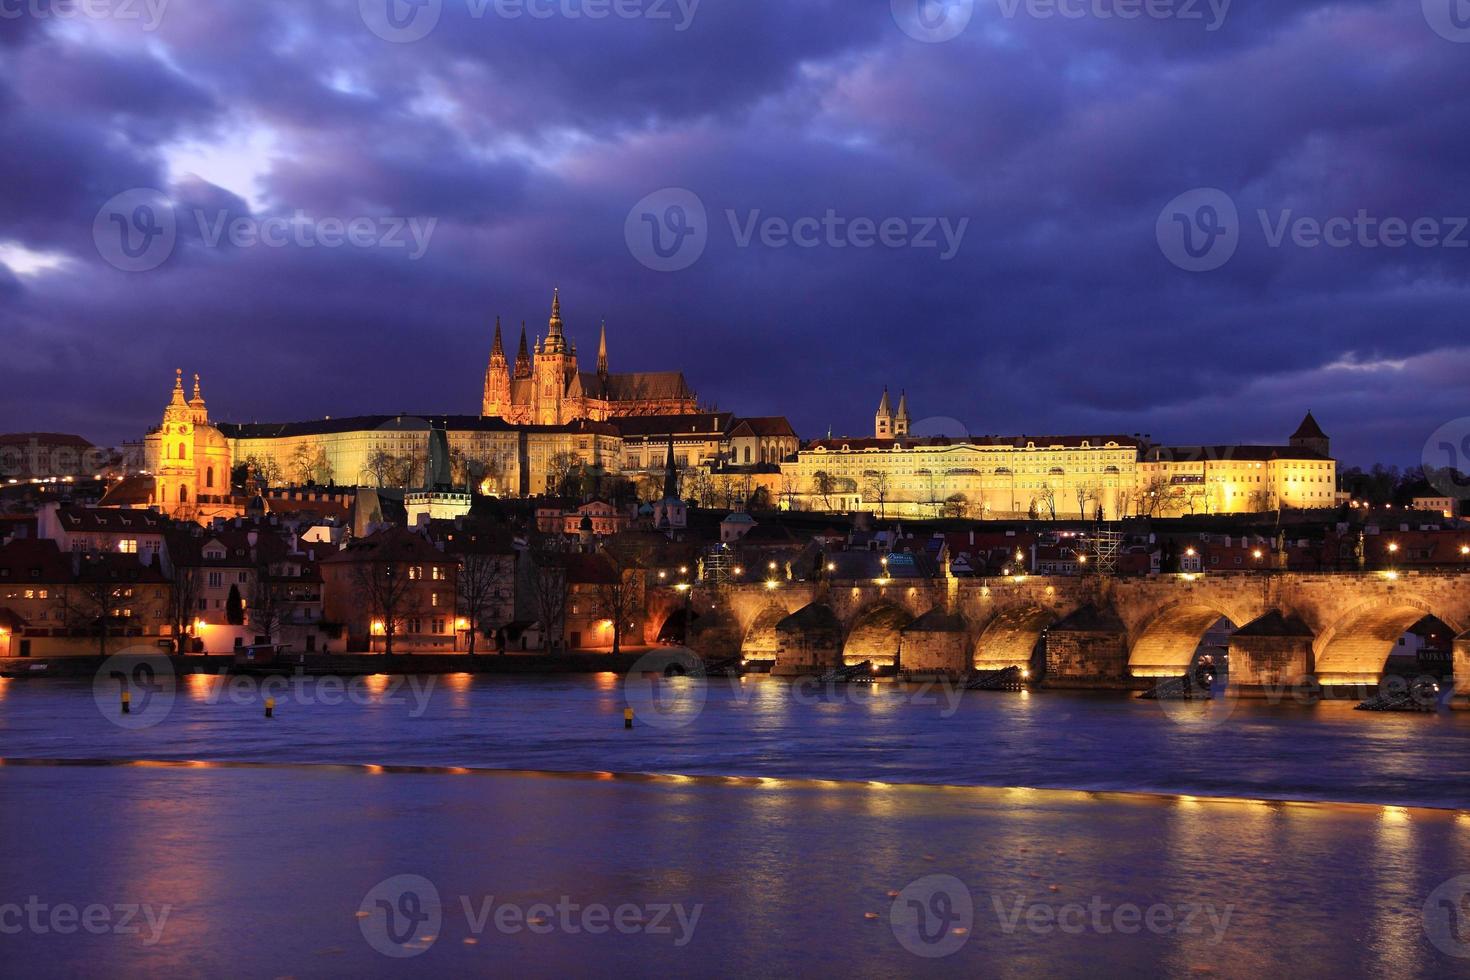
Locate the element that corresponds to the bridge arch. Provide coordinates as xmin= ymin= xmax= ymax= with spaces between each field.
xmin=741 ymin=602 xmax=798 ymax=660
xmin=1127 ymin=598 xmax=1254 ymax=678
xmin=1314 ymin=596 xmax=1463 ymax=687
xmin=973 ymin=605 xmax=1058 ymax=671
xmin=841 ymin=602 xmax=915 ymax=668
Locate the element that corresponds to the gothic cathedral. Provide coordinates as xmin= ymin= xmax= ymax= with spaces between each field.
xmin=482 ymin=290 xmax=698 ymax=425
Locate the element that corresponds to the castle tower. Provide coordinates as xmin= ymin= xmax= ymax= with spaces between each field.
xmin=1289 ymin=411 xmax=1330 ymax=457
xmin=156 ymin=369 xmax=196 ymax=515
xmin=597 ymin=320 xmax=609 ymax=380
xmin=875 ymin=387 xmax=894 ymax=440
xmin=482 ymin=316 xmax=511 ymax=417
xmin=895 ymin=391 xmax=911 ymax=438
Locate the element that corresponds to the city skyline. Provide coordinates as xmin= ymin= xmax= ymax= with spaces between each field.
xmin=3 ymin=3 xmax=1468 ymax=466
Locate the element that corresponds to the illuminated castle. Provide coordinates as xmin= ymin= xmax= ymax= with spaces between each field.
xmin=482 ymin=289 xmax=698 ymax=425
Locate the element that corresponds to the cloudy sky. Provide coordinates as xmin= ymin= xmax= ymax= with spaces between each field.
xmin=1 ymin=0 xmax=1468 ymax=466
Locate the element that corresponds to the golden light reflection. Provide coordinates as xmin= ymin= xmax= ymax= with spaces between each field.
xmin=365 ymin=674 xmax=390 ymax=695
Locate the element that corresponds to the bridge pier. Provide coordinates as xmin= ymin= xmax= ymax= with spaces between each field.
xmin=1227 ymin=613 xmax=1317 ymax=699
xmin=771 ymin=603 xmax=843 ymax=676
xmin=1043 ymin=606 xmax=1130 ymax=687
xmin=897 ymin=610 xmax=969 ymax=678
xmin=1452 ymin=633 xmax=1470 ymax=711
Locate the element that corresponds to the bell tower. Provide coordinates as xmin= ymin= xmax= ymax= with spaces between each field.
xmin=156 ymin=369 xmax=196 ymax=516
xmin=875 ymin=388 xmax=894 ymax=440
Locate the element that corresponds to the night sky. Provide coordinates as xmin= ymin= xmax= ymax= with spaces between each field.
xmin=2 ymin=0 xmax=1468 ymax=466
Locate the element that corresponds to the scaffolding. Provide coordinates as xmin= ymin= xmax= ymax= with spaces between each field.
xmin=1082 ymin=525 xmax=1124 ymax=576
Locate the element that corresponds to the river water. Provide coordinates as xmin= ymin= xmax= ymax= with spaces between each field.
xmin=2 ymin=673 xmax=1469 ymax=976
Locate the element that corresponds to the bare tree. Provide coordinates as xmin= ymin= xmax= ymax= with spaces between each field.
xmin=362 ymin=449 xmax=416 ymax=489
xmin=289 ymin=444 xmax=333 ymax=486
xmin=1035 ymin=485 xmax=1057 ymax=521
xmin=248 ymin=559 xmax=285 ymax=646
xmin=863 ymin=470 xmax=892 ymax=519
xmin=165 ymin=565 xmax=202 ymax=654
xmin=350 ymin=549 xmax=421 ymax=658
xmin=812 ymin=471 xmax=837 ymax=511
xmin=593 ymin=553 xmax=642 ymax=656
xmin=457 ymin=552 xmax=508 ymax=656
xmin=60 ymin=570 xmax=118 ymax=660
xmin=526 ymin=541 xmax=569 ymax=653
xmin=546 ymin=451 xmax=584 ymax=498
xmin=941 ymin=493 xmax=969 ymax=519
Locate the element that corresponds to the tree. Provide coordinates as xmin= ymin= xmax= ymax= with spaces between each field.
xmin=863 ymin=470 xmax=892 ymax=519
xmin=593 ymin=553 xmax=642 ymax=656
xmin=349 ymin=541 xmax=423 ymax=658
xmin=225 ymin=584 xmax=245 ymax=626
xmin=812 ymin=471 xmax=837 ymax=512
xmin=748 ymin=485 xmax=773 ymax=511
xmin=61 ymin=572 xmax=119 ymax=660
xmin=289 ymin=444 xmax=333 ymax=486
xmin=1075 ymin=485 xmax=1100 ymax=519
xmin=941 ymin=493 xmax=969 ymax=519
xmin=248 ymin=559 xmax=285 ymax=645
xmin=525 ymin=539 xmax=569 ymax=653
xmin=362 ymin=449 xmax=416 ymax=489
xmin=545 ymin=451 xmax=584 ymax=498
xmin=457 ymin=551 xmax=507 ymax=656
xmin=685 ymin=468 xmax=715 ymax=508
xmin=242 ymin=455 xmax=283 ymax=487
xmin=1035 ymin=485 xmax=1057 ymax=521
xmin=165 ymin=565 xmax=203 ymax=654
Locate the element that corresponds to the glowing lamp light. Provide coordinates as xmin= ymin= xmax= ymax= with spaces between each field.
xmin=764 ymin=580 xmax=779 ymax=591
xmin=193 ymin=619 xmax=207 ymax=632
xmin=827 ymin=563 xmax=837 ymax=572
xmin=1252 ymin=549 xmax=1263 ymax=560
xmin=1460 ymin=546 xmax=1469 ymax=556
xmin=1384 ymin=570 xmax=1399 ymax=581
xmin=675 ymin=583 xmax=691 ymax=593
xmin=1185 ymin=547 xmax=1197 ymax=557
xmin=733 ymin=566 xmax=744 ymax=576
xmin=768 ymin=561 xmax=778 ymax=571
xmin=455 ymin=617 xmax=469 ymax=630
xmin=371 ymin=620 xmax=386 ymax=635
xmin=1387 ymin=542 xmax=1400 ymax=553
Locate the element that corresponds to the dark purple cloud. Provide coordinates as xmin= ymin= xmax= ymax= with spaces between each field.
xmin=0 ymin=0 xmax=1468 ymax=467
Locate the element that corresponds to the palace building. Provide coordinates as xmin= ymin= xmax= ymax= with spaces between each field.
xmin=787 ymin=392 xmax=1337 ymax=520
xmin=481 ymin=289 xmax=698 ymax=424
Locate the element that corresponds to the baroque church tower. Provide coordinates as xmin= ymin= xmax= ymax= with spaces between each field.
xmin=149 ymin=371 xmax=234 ymax=521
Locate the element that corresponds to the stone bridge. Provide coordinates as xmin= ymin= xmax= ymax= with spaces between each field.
xmin=646 ymin=571 xmax=1470 ymax=705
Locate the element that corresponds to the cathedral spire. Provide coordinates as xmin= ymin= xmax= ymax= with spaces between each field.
xmin=515 ymin=322 xmax=532 ymax=378
xmin=545 ymin=287 xmax=567 ymax=354
xmin=491 ymin=316 xmax=505 ymax=359
xmin=597 ymin=320 xmax=608 ymax=378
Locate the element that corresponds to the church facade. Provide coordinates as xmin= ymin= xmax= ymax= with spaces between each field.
xmin=143 ymin=371 xmax=239 ymax=522
xmin=482 ymin=290 xmax=698 ymax=425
